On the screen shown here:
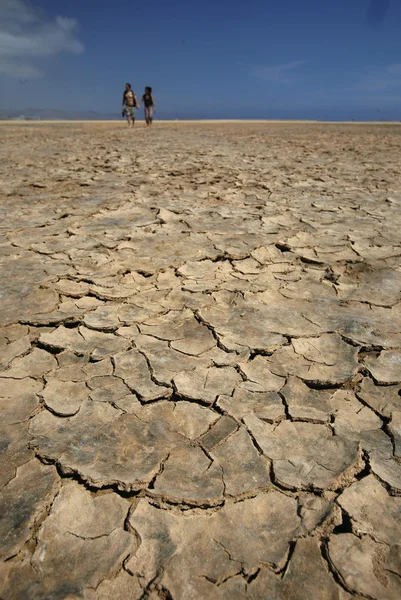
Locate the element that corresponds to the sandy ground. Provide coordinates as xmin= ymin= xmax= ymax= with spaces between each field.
xmin=1 ymin=121 xmax=401 ymax=599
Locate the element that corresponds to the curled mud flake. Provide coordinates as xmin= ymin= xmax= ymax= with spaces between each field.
xmin=0 ymin=376 xmax=43 ymax=398
xmin=244 ymin=418 xmax=363 ymax=491
xmin=29 ymin=401 xmax=225 ymax=504
xmin=134 ymin=333 xmax=211 ymax=385
xmin=41 ymin=481 xmax=132 ymax=538
xmin=168 ymin=400 xmax=219 ymax=439
xmin=0 ymin=336 xmax=32 ymax=369
xmin=83 ymin=358 xmax=113 ymax=379
xmin=389 ymin=411 xmax=401 ymax=459
xmin=297 ymin=494 xmax=342 ymax=537
xmin=88 ymin=375 xmax=132 ymax=405
xmin=291 ymin=334 xmax=360 ymax=385
xmin=336 ymin=263 xmax=401 ymax=307
xmin=0 ymin=421 xmax=35 ymax=488
xmin=0 ymin=392 xmax=40 ymax=426
xmin=24 ymin=484 xmax=135 ymax=597
xmin=127 ymin=491 xmax=301 ymax=593
xmin=41 ymin=378 xmax=88 ymax=416
xmin=365 ymin=349 xmax=401 ymax=385
xmin=210 ymin=427 xmax=270 ymax=498
xmin=0 ymin=460 xmax=59 ymax=560
xmin=114 ymin=349 xmax=172 ymax=401
xmin=238 ymin=356 xmax=286 ymax=393
xmin=216 ymin=386 xmax=286 ymax=423
xmin=52 ymin=365 xmax=88 ymax=382
xmin=249 ymin=537 xmax=350 ymax=600
xmin=150 ymin=444 xmax=225 ymax=507
xmin=330 ymin=389 xmax=389 ymax=454
xmin=79 ymin=327 xmax=131 ymax=360
xmin=173 ymin=366 xmax=242 ymax=404
xmin=140 ymin=308 xmax=217 ymax=356
xmin=83 ymin=304 xmax=121 ymax=331
xmin=0 ymin=284 xmax=59 ymax=328
xmin=280 ymin=376 xmax=332 ymax=423
xmin=54 ymin=279 xmax=91 ymax=297
xmin=370 ymin=450 xmax=401 ymax=493
xmin=39 ymin=325 xmax=130 ymax=359
xmin=83 ymin=571 xmax=143 ymax=600
xmin=357 ymin=377 xmax=401 ymax=419
xmin=30 ymin=401 xmax=174 ymax=491
xmin=337 ymin=475 xmax=401 ymax=546
xmin=39 ymin=325 xmax=88 ymax=353
xmin=328 ymin=534 xmax=401 ymax=600
xmin=197 ymin=304 xmax=290 ymax=351
xmin=57 ymin=350 xmax=88 ymax=368
xmin=1 ymin=324 xmax=29 ymax=344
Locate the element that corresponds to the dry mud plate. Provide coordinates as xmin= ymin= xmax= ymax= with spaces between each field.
xmin=1 ymin=120 xmax=401 ymax=599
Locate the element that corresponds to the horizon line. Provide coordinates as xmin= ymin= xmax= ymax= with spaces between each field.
xmin=1 ymin=119 xmax=401 ymax=125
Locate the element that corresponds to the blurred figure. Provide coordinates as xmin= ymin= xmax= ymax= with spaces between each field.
xmin=122 ymin=83 xmax=138 ymax=127
xmin=140 ymin=86 xmax=156 ymax=126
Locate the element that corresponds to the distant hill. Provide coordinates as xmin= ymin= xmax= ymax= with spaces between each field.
xmin=0 ymin=108 xmax=119 ymax=121
xmin=0 ymin=108 xmax=208 ymax=121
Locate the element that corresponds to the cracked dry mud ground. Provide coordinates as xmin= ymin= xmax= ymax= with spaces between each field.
xmin=1 ymin=121 xmax=401 ymax=600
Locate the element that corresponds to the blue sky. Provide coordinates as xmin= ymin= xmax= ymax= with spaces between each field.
xmin=1 ymin=0 xmax=401 ymax=119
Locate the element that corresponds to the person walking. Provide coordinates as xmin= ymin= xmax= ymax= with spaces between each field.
xmin=140 ymin=86 xmax=156 ymax=126
xmin=122 ymin=83 xmax=138 ymax=127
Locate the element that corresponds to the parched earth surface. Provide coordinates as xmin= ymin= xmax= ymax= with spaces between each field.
xmin=1 ymin=120 xmax=401 ymax=600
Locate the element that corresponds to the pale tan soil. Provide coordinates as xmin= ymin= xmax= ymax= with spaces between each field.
xmin=1 ymin=121 xmax=401 ymax=600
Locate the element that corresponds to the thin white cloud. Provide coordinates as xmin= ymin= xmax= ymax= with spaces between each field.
xmin=250 ymin=61 xmax=305 ymax=83
xmin=0 ymin=0 xmax=84 ymax=78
